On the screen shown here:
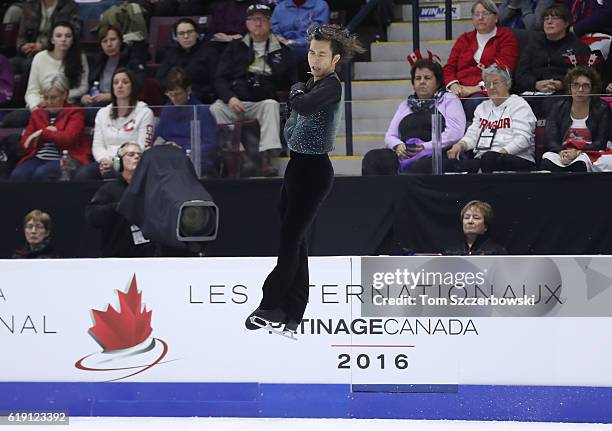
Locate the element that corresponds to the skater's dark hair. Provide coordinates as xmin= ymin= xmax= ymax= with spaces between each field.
xmin=307 ymin=24 xmax=365 ymax=63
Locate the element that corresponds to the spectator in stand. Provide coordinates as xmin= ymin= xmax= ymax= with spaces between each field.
xmin=76 ymin=68 xmax=154 ymax=180
xmin=361 ymin=55 xmax=466 ymax=175
xmin=25 ymin=21 xmax=89 ymax=110
xmin=13 ymin=0 xmax=80 ymax=74
xmin=81 ymin=25 xmax=147 ymax=125
xmin=499 ymin=0 xmax=555 ymax=30
xmin=86 ymin=142 xmax=156 ymax=257
xmin=0 ymin=54 xmax=14 ymax=106
xmin=446 ymin=64 xmax=536 ymax=172
xmin=10 ymin=74 xmax=90 ymax=181
xmin=2 ymin=0 xmax=24 ymax=24
xmin=152 ymin=0 xmax=209 ymax=16
xmin=566 ymin=0 xmax=612 ymax=61
xmin=155 ymin=67 xmax=219 ymax=177
xmin=272 ymin=0 xmax=329 ymax=61
xmin=207 ymin=0 xmax=254 ymax=46
xmin=515 ymin=4 xmax=591 ymax=117
xmin=444 ymin=0 xmax=519 ymax=121
xmin=211 ymin=3 xmax=297 ymax=176
xmin=156 ymin=18 xmax=219 ymax=104
xmin=541 ymin=66 xmax=611 ymax=172
xmin=12 ymin=209 xmax=57 ymax=258
xmin=444 ymin=200 xmax=507 ymax=255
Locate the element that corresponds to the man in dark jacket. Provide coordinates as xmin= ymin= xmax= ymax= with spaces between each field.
xmin=156 ymin=17 xmax=219 ymax=104
xmin=86 ymin=142 xmax=155 ymax=258
xmin=210 ymin=3 xmax=297 ymax=175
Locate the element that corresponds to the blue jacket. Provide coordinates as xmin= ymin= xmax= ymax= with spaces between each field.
xmin=272 ymin=0 xmax=329 ymax=47
xmin=155 ymin=96 xmax=218 ymax=175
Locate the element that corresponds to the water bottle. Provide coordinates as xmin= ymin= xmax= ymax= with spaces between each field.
xmin=90 ymin=81 xmax=100 ymax=98
xmin=59 ymin=150 xmax=72 ymax=181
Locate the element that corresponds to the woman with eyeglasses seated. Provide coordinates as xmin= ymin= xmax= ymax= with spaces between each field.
xmin=446 ymin=64 xmax=537 ymax=173
xmin=10 ymin=73 xmax=90 ymax=181
xmin=12 ymin=209 xmax=57 ymax=259
xmin=156 ymin=17 xmax=218 ymax=104
xmin=540 ymin=66 xmax=611 ymax=172
xmin=514 ymin=4 xmax=591 ymax=117
xmin=75 ymin=68 xmax=154 ymax=180
xmin=443 ymin=0 xmax=518 ymax=121
xmin=154 ymin=67 xmax=219 ymax=177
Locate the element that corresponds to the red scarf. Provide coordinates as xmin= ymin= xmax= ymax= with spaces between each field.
xmin=294 ymin=0 xmax=306 ymax=6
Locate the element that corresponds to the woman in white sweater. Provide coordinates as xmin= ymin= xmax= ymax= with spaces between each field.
xmin=447 ymin=64 xmax=536 ymax=172
xmin=75 ymin=67 xmax=154 ymax=180
xmin=25 ymin=21 xmax=89 ymax=110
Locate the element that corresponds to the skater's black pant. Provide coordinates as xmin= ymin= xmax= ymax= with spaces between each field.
xmin=260 ymin=151 xmax=334 ymax=322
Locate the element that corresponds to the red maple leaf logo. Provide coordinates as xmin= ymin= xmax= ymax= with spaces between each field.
xmin=89 ymin=274 xmax=153 ymax=352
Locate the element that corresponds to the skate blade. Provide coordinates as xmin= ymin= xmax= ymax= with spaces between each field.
xmin=249 ymin=316 xmax=297 ymax=341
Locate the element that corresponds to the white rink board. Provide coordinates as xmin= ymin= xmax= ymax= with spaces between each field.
xmin=1 ymin=256 xmax=612 ymax=387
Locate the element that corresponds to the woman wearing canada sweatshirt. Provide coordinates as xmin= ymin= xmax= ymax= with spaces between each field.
xmin=76 ymin=68 xmax=154 ymax=180
xmin=447 ymin=64 xmax=536 ymax=173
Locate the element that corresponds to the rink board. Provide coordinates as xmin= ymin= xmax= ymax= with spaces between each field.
xmin=1 ymin=256 xmax=612 ymax=422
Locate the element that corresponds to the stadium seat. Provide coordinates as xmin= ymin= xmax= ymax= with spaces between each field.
xmin=218 ymin=119 xmax=259 ymax=178
xmin=80 ymin=19 xmax=101 ymax=54
xmin=534 ymin=118 xmax=547 ymax=164
xmin=329 ymin=10 xmax=347 ymax=26
xmin=10 ymin=74 xmax=26 ymax=108
xmin=138 ymin=77 xmax=165 ymax=116
xmin=0 ymin=22 xmax=19 ymax=57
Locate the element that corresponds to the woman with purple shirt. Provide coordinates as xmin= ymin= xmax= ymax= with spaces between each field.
xmin=362 ymin=57 xmax=466 ymax=175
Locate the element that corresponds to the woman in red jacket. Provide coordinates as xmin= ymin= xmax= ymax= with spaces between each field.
xmin=10 ymin=73 xmax=90 ymax=181
xmin=443 ymin=0 xmax=519 ymax=120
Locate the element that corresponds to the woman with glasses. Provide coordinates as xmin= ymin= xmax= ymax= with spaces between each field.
xmin=155 ymin=67 xmax=219 ymax=176
xmin=156 ymin=17 xmax=218 ymax=104
xmin=447 ymin=64 xmax=536 ymax=172
xmin=10 ymin=73 xmax=90 ymax=181
xmin=515 ymin=4 xmax=590 ymax=117
xmin=541 ymin=66 xmax=611 ymax=172
xmin=443 ymin=0 xmax=518 ymax=121
xmin=12 ymin=209 xmax=56 ymax=259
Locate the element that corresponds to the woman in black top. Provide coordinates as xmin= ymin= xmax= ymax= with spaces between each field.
xmin=444 ymin=200 xmax=507 ymax=256
xmin=540 ymin=66 xmax=611 ymax=172
xmin=245 ymin=25 xmax=365 ymax=337
xmin=12 ymin=209 xmax=56 ymax=259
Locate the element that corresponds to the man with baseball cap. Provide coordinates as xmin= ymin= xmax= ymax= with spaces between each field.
xmin=211 ymin=3 xmax=297 ymax=176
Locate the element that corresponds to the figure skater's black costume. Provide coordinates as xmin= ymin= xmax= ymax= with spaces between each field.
xmin=247 ymin=72 xmax=342 ymax=329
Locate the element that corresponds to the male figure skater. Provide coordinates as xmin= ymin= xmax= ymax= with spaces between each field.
xmin=246 ymin=25 xmax=365 ymax=337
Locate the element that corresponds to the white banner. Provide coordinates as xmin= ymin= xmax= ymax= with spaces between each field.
xmin=1 ymin=257 xmax=611 ymax=387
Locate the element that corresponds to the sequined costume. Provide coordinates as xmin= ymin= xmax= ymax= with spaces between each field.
xmin=258 ymin=72 xmax=341 ymax=324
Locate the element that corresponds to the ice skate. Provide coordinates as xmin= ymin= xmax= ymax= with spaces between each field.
xmin=282 ymin=320 xmax=300 ymax=340
xmin=247 ymin=308 xmax=297 ymax=341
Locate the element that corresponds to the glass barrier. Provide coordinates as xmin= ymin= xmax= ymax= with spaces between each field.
xmin=1 ymin=91 xmax=611 ymax=180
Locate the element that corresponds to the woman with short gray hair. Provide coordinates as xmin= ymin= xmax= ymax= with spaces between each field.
xmin=10 ymin=73 xmax=91 ymax=181
xmin=446 ymin=65 xmax=537 ymax=172
xmin=443 ymin=0 xmax=519 ymax=120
